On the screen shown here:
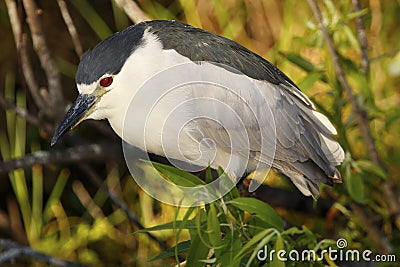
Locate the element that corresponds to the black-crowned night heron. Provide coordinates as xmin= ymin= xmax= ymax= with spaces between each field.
xmin=51 ymin=20 xmax=344 ymax=197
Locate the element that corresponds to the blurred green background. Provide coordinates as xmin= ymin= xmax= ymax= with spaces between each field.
xmin=0 ymin=0 xmax=399 ymax=266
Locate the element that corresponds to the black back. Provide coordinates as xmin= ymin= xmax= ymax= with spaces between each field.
xmin=76 ymin=20 xmax=297 ymax=88
xmin=147 ymin=20 xmax=297 ymax=87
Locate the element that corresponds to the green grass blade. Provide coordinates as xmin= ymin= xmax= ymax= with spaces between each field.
xmin=70 ymin=0 xmax=113 ymax=40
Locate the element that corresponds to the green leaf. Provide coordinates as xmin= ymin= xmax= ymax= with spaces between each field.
xmin=207 ymin=203 xmax=222 ymax=247
xmin=149 ymin=240 xmax=190 ymax=262
xmin=270 ymin=235 xmax=285 ymax=267
xmin=186 ymin=233 xmax=210 ymax=267
xmin=151 ymin=161 xmax=206 ymax=187
xmin=217 ymin=231 xmax=241 ymax=267
xmin=175 ymin=207 xmax=196 ymax=241
xmin=199 ymin=258 xmax=216 ymax=264
xmin=70 ymin=0 xmax=112 ymax=40
xmin=343 ymin=25 xmax=360 ymax=49
xmin=228 ymin=198 xmax=284 ymax=230
xmin=246 ymin=217 xmax=274 ymax=236
xmin=246 ymin=232 xmax=277 ymax=267
xmin=284 ymin=53 xmax=328 ymax=83
xmin=282 ymin=227 xmax=305 ymax=236
xmin=233 ymin=228 xmax=275 ymax=262
xmin=291 ymin=226 xmax=319 ymax=249
xmin=133 ymin=220 xmax=198 ymax=234
xmin=220 ymin=171 xmax=240 ymax=201
xmin=284 ymin=52 xmax=316 ymax=73
xmin=346 ymin=8 xmax=368 ymax=20
xmin=111 ymin=0 xmax=130 ymax=31
xmin=195 ymin=207 xmax=214 ymax=248
xmin=356 ymin=160 xmax=388 ymax=180
xmin=219 ymin=172 xmax=242 ymax=224
xmin=298 ymin=72 xmax=324 ymax=91
xmin=345 ymin=165 xmax=365 ymax=203
xmin=205 ymin=166 xmax=213 ymax=184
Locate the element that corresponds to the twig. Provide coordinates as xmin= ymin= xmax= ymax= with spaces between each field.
xmin=78 ymin=164 xmax=170 ymax=251
xmin=307 ymin=0 xmax=399 ymax=252
xmin=6 ymin=0 xmax=64 ymax=119
xmin=22 ymin=0 xmax=65 ymax=118
xmin=113 ymin=0 xmax=150 ymax=23
xmin=4 ymin=0 xmax=21 ymax=48
xmin=307 ymin=0 xmax=376 ymax=164
xmin=350 ymin=1 xmax=400 ymax=230
xmin=20 ymin=34 xmax=51 ymax=112
xmin=56 ymin=0 xmax=83 ymax=58
xmin=72 ymin=180 xmax=105 ymax=219
xmin=0 ymin=94 xmax=42 ymax=129
xmin=369 ymin=50 xmax=399 ymax=62
xmin=352 ymin=0 xmax=369 ymax=75
xmin=0 ymin=143 xmax=122 ymax=175
xmin=350 ymin=203 xmax=391 ymax=253
xmin=5 ymin=0 xmax=48 ymax=113
xmin=0 ymin=94 xmax=54 ymax=135
xmin=0 ymin=239 xmax=87 ymax=267
xmin=0 ymin=146 xmax=170 ymax=251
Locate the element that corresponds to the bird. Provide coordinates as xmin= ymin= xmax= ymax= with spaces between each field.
xmin=51 ymin=20 xmax=344 ymax=197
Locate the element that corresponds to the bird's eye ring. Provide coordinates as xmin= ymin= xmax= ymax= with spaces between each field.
xmin=100 ymin=76 xmax=113 ymax=87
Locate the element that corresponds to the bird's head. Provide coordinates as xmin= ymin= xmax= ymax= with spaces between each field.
xmin=51 ymin=23 xmax=153 ymax=145
xmin=50 ymin=74 xmax=113 ymax=146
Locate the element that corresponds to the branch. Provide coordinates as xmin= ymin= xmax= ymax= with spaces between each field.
xmin=307 ymin=0 xmax=399 ymax=252
xmin=0 ymin=146 xmax=172 ymax=254
xmin=307 ymin=0 xmax=377 ymax=163
xmin=78 ymin=164 xmax=170 ymax=252
xmin=352 ymin=0 xmax=369 ymax=74
xmin=5 ymin=0 xmax=48 ymax=113
xmin=350 ymin=203 xmax=391 ymax=253
xmin=56 ymin=0 xmax=83 ymax=58
xmin=0 ymin=94 xmax=54 ymax=135
xmin=0 ymin=144 xmax=173 ymax=256
xmin=4 ymin=0 xmax=21 ymax=48
xmin=347 ymin=10 xmax=400 ymax=226
xmin=20 ymin=34 xmax=52 ymax=112
xmin=0 ymin=239 xmax=87 ymax=267
xmin=22 ymin=0 xmax=65 ymax=118
xmin=113 ymin=0 xmax=150 ymax=23
xmin=0 ymin=143 xmax=122 ymax=175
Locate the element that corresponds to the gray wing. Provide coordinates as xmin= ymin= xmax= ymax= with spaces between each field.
xmin=148 ymin=20 xmax=344 ymax=195
xmin=268 ymin=83 xmax=344 ymax=196
xmin=187 ymin=73 xmax=344 ymax=196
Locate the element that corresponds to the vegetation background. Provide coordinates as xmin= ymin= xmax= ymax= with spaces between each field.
xmin=0 ymin=0 xmax=399 ymax=266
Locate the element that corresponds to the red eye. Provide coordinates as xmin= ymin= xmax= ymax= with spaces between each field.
xmin=100 ymin=76 xmax=113 ymax=87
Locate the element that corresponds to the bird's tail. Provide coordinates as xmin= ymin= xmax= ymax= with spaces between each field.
xmin=275 ymin=107 xmax=345 ymax=197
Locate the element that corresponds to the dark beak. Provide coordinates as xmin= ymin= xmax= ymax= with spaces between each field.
xmin=51 ymin=94 xmax=96 ymax=146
